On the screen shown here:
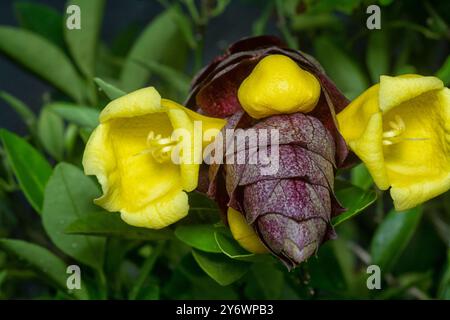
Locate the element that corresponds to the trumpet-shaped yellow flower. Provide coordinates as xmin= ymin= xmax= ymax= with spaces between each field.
xmin=238 ymin=54 xmax=321 ymax=119
xmin=337 ymin=75 xmax=450 ymax=211
xmin=83 ymin=87 xmax=225 ymax=229
xmin=227 ymin=207 xmax=268 ymax=254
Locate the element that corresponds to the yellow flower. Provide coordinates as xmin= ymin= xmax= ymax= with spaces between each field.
xmin=238 ymin=54 xmax=321 ymax=119
xmin=227 ymin=207 xmax=268 ymax=254
xmin=337 ymin=75 xmax=450 ymax=211
xmin=83 ymin=87 xmax=225 ymax=229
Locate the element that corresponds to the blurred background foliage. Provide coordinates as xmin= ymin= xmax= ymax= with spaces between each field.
xmin=0 ymin=0 xmax=449 ymax=300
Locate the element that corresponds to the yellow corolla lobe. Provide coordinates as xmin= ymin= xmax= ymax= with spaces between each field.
xmin=238 ymin=54 xmax=321 ymax=119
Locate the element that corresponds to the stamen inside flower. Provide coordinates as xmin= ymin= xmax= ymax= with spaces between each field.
xmin=133 ymin=131 xmax=177 ymax=163
xmin=147 ymin=131 xmax=177 ymax=163
xmin=382 ymin=115 xmax=406 ymax=146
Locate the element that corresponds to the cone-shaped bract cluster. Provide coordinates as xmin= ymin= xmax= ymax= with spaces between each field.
xmin=187 ymin=36 xmax=351 ymax=268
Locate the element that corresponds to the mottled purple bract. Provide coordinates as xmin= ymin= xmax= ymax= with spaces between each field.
xmin=187 ymin=36 xmax=351 ymax=269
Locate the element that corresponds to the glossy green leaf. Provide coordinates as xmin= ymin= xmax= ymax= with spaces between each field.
xmin=42 ymin=163 xmax=105 ymax=271
xmin=0 ymin=91 xmax=36 ymax=129
xmin=192 ymin=249 xmax=251 ymax=286
xmin=66 ymin=211 xmax=173 ymax=241
xmin=37 ymin=107 xmax=65 ymax=160
xmin=214 ymin=231 xmax=269 ymax=263
xmin=0 ymin=129 xmax=52 ymax=213
xmin=50 ymin=103 xmax=99 ymax=129
xmin=0 ymin=26 xmax=85 ymax=102
xmin=175 ymin=225 xmax=221 ymax=253
xmin=94 ymin=77 xmax=126 ymax=100
xmin=172 ymin=9 xmax=196 ymax=49
xmin=64 ymin=123 xmax=78 ymax=157
xmin=371 ymin=207 xmax=423 ymax=272
xmin=64 ymin=0 xmax=105 ymax=78
xmin=332 ymin=180 xmax=377 ymax=226
xmin=366 ymin=31 xmax=389 ymax=83
xmin=14 ymin=1 xmax=64 ymax=48
xmin=120 ymin=7 xmax=187 ymax=91
xmin=182 ymin=192 xmax=221 ymax=224
xmin=0 ymin=238 xmax=88 ymax=299
xmin=314 ymin=36 xmax=369 ymax=99
xmin=350 ymin=163 xmax=374 ymax=190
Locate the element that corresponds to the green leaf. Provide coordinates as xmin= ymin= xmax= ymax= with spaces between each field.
xmin=42 ymin=163 xmax=105 ymax=271
xmin=0 ymin=129 xmax=52 ymax=213
xmin=192 ymin=249 xmax=251 ymax=286
xmin=0 ymin=26 xmax=85 ymax=102
xmin=182 ymin=192 xmax=220 ymax=224
xmin=37 ymin=107 xmax=65 ymax=160
xmin=350 ymin=163 xmax=374 ymax=190
xmin=0 ymin=91 xmax=36 ymax=129
xmin=120 ymin=7 xmax=187 ymax=91
xmin=66 ymin=211 xmax=173 ymax=241
xmin=94 ymin=77 xmax=126 ymax=100
xmin=64 ymin=123 xmax=79 ymax=157
xmin=135 ymin=59 xmax=190 ymax=97
xmin=371 ymin=207 xmax=423 ymax=272
xmin=172 ymin=9 xmax=197 ymax=49
xmin=214 ymin=231 xmax=251 ymax=257
xmin=175 ymin=225 xmax=221 ymax=253
xmin=14 ymin=1 xmax=64 ymax=48
xmin=436 ymin=55 xmax=450 ymax=86
xmin=366 ymin=31 xmax=389 ymax=83
xmin=64 ymin=0 xmax=105 ymax=78
xmin=332 ymin=180 xmax=377 ymax=226
xmin=214 ymin=231 xmax=269 ymax=262
xmin=49 ymin=103 xmax=99 ymax=129
xmin=0 ymin=238 xmax=88 ymax=299
xmin=314 ymin=36 xmax=369 ymax=99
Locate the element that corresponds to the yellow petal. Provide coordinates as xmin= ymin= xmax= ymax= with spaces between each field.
xmin=99 ymin=87 xmax=162 ymax=123
xmin=83 ymin=87 xmax=226 ymax=229
xmin=91 ymin=113 xmax=181 ymax=212
xmin=238 ymin=54 xmax=320 ymax=119
xmin=384 ymin=87 xmax=450 ymax=210
xmin=350 ymin=113 xmax=390 ymax=189
xmin=379 ymin=74 xmax=443 ymax=113
xmin=162 ymin=98 xmax=226 ymax=148
xmin=120 ymin=188 xmax=189 ymax=229
xmin=337 ymin=85 xmax=390 ymax=189
xmin=227 ymin=207 xmax=268 ymax=254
